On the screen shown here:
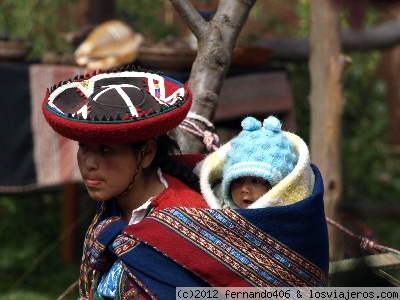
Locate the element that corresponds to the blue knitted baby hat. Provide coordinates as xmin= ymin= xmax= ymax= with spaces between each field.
xmin=222 ymin=116 xmax=297 ymax=203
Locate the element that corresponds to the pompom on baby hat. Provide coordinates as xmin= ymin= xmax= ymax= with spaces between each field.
xmin=222 ymin=116 xmax=298 ymax=203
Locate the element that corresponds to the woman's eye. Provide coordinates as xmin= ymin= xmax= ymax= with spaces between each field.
xmin=78 ymin=143 xmax=87 ymax=151
xmin=100 ymin=145 xmax=112 ymax=153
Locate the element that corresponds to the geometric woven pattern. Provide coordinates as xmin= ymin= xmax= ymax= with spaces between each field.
xmin=148 ymin=207 xmax=326 ymax=287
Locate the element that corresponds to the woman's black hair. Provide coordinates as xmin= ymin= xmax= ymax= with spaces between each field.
xmin=131 ymin=135 xmax=200 ymax=192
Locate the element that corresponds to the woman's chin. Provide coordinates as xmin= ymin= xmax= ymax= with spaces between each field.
xmin=86 ymin=189 xmax=110 ymax=202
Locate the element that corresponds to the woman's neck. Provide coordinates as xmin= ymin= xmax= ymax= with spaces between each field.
xmin=117 ymin=171 xmax=166 ymax=222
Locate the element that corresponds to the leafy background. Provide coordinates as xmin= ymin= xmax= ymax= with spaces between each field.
xmin=1 ymin=0 xmax=400 ymax=298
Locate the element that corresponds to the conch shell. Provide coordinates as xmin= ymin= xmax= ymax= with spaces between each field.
xmin=74 ymin=19 xmax=143 ymax=70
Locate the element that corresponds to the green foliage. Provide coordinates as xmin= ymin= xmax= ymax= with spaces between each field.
xmin=0 ymin=0 xmax=77 ymax=60
xmin=0 ymin=291 xmax=51 ymax=300
xmin=248 ymin=0 xmax=298 ymax=39
xmin=366 ymin=219 xmax=400 ymax=253
xmin=0 ymin=194 xmax=81 ymax=299
xmin=0 ymin=0 xmax=179 ymax=61
xmin=295 ymin=0 xmax=311 ymax=38
xmin=341 ymin=52 xmax=400 ymax=204
xmin=286 ymin=62 xmax=311 ymax=143
xmin=116 ymin=0 xmax=180 ymax=41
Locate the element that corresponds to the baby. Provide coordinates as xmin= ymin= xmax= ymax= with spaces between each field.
xmin=198 ymin=115 xmax=315 ymax=209
xmin=221 ymin=115 xmax=297 ymax=208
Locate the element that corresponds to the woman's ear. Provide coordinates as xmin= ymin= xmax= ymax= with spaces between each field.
xmin=140 ymin=139 xmax=157 ymax=169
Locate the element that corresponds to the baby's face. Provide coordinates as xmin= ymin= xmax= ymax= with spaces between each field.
xmin=230 ymin=176 xmax=271 ymax=208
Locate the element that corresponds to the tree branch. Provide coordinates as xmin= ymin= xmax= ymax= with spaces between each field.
xmin=254 ymin=19 xmax=400 ymax=61
xmin=169 ymin=0 xmax=208 ymax=37
xmin=214 ymin=0 xmax=257 ymax=47
xmin=342 ymin=19 xmax=400 ymax=51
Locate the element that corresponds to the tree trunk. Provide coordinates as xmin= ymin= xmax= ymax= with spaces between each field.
xmin=169 ymin=0 xmax=256 ymax=153
xmin=309 ymin=0 xmax=348 ymax=260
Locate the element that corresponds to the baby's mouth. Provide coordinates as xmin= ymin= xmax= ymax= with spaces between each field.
xmin=243 ymin=199 xmax=254 ymax=206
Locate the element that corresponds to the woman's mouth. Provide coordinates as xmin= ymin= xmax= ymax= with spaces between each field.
xmin=84 ymin=178 xmax=103 ymax=187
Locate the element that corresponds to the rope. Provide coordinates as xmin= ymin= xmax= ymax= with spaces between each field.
xmin=326 ymin=217 xmax=400 ymax=255
xmin=178 ymin=118 xmax=220 ymax=152
xmin=187 ymin=112 xmax=215 ymax=128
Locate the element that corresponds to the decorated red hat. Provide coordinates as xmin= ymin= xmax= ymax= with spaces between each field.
xmin=42 ymin=66 xmax=192 ymax=144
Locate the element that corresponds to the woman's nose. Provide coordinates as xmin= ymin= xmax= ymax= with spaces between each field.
xmin=84 ymin=153 xmax=99 ymax=170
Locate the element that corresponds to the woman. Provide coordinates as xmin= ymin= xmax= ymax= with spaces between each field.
xmin=42 ymin=67 xmax=210 ymax=299
xmin=43 ymin=67 xmax=329 ymax=299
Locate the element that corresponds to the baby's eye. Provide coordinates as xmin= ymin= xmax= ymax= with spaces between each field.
xmin=252 ymin=178 xmax=267 ymax=185
xmin=232 ymin=178 xmax=243 ymax=185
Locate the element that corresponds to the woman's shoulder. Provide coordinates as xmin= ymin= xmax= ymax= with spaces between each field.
xmin=152 ymin=173 xmax=209 ymax=209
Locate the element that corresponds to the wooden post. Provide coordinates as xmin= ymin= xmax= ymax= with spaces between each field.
xmin=61 ymin=182 xmax=80 ymax=264
xmin=309 ymin=0 xmax=349 ymax=260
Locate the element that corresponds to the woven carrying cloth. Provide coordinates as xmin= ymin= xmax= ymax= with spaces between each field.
xmin=42 ymin=66 xmax=192 ymax=144
xmin=81 ymin=164 xmax=329 ymax=299
xmin=124 ymin=165 xmax=328 ymax=294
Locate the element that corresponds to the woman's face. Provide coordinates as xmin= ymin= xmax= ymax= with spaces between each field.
xmin=77 ymin=143 xmax=139 ymax=201
xmin=230 ymin=176 xmax=271 ymax=208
